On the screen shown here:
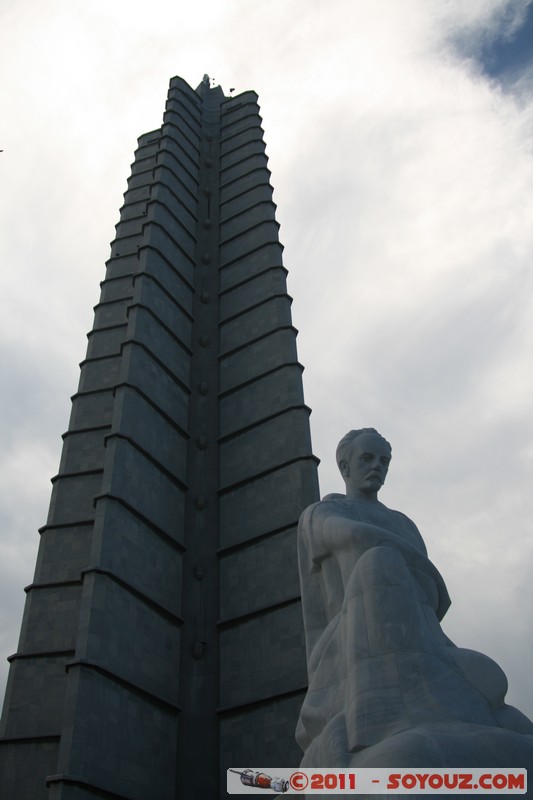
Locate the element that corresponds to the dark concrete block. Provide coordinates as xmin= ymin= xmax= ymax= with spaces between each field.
xmin=47 ymin=472 xmax=102 ymax=526
xmin=154 ymin=148 xmax=199 ymax=197
xmin=153 ymin=150 xmax=199 ymax=205
xmin=99 ymin=275 xmax=135 ymax=302
xmin=219 ymin=692 xmax=305 ymax=770
xmin=93 ymin=297 xmax=131 ymax=329
xmin=95 ymin=498 xmax=183 ymax=613
xmin=166 ymin=92 xmax=201 ymax=124
xmin=100 ymin=437 xmax=186 ymax=542
xmin=56 ymin=666 xmax=178 ymax=800
xmin=219 ymin=603 xmax=306 ymax=708
xmin=86 ymin=324 xmax=128 ymax=359
xmin=219 ymin=460 xmax=319 ymax=548
xmin=145 ymin=200 xmax=197 ymax=259
xmin=219 ymin=527 xmax=300 ymax=620
xmin=219 ymin=167 xmax=272 ymax=206
xmin=104 ymin=253 xmax=141 ymax=280
xmin=126 ymin=306 xmax=191 ymax=386
xmin=220 ymin=408 xmax=313 ymax=488
xmin=135 ymin=273 xmax=193 ymax=348
xmin=149 ymin=181 xmax=197 ymax=236
xmin=220 ymin=126 xmax=265 ymax=158
xmin=138 ymin=246 xmax=195 ymax=315
xmin=123 ymin=184 xmax=152 ymax=205
xmin=219 ymin=241 xmax=284 ymax=290
xmin=219 ymin=366 xmax=304 ymax=437
xmin=68 ymin=391 xmax=115 ymax=430
xmin=79 ymin=572 xmax=180 ymax=705
xmin=120 ymin=341 xmax=190 ymax=423
xmin=219 ymin=328 xmax=298 ymax=393
xmin=114 ymin=215 xmax=144 ymax=239
xmin=59 ymin=429 xmax=108 ymax=474
xmin=142 ymin=221 xmax=195 ymax=285
xmin=1 ymin=656 xmax=70 ymax=737
xmin=220 ymin=152 xmax=269 ymax=187
xmin=220 ymin=139 xmax=266 ymax=173
xmin=219 ymin=268 xmax=288 ymax=321
xmin=163 ymin=105 xmax=202 ymax=137
xmin=220 ymin=182 xmax=273 ymax=221
xmin=112 ymin=385 xmax=188 ymax=481
xmin=220 ymin=200 xmax=277 ymax=243
xmin=0 ymin=740 xmax=59 ymax=800
xmin=120 ymin=198 xmax=150 ymax=221
xmin=157 ymin=137 xmax=200 ymax=182
xmin=35 ymin=526 xmax=93 ymax=584
xmin=77 ymin=355 xmax=122 ymax=392
xmin=221 ymin=110 xmax=262 ymax=140
xmin=220 ymin=295 xmax=292 ymax=354
xmin=20 ymin=584 xmax=82 ymax=653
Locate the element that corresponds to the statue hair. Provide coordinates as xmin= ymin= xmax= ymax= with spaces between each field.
xmin=336 ymin=428 xmax=392 ymax=473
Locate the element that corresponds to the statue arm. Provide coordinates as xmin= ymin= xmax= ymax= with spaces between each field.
xmin=391 ymin=510 xmax=428 ymax=556
xmin=298 ymin=503 xmax=331 ymax=666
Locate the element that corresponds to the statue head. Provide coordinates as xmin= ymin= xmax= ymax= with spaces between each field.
xmin=336 ymin=428 xmax=392 ymax=500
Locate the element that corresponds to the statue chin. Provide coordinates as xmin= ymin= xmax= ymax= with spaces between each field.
xmin=296 ymin=492 xmax=533 ymax=773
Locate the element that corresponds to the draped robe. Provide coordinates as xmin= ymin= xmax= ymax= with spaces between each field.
xmin=296 ymin=494 xmax=533 ymax=770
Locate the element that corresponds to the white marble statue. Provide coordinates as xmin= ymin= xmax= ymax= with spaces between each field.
xmin=296 ymin=428 xmax=533 ymax=771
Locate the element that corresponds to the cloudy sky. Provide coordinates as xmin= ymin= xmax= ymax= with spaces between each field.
xmin=1 ymin=0 xmax=533 ymax=724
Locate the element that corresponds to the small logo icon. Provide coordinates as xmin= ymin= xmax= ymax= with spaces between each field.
xmin=229 ymin=769 xmax=289 ymax=793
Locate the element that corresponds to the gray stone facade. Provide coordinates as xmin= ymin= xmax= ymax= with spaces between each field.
xmin=0 ymin=75 xmax=319 ymax=799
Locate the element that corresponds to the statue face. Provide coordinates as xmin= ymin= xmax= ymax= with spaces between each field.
xmin=341 ymin=433 xmax=391 ymax=498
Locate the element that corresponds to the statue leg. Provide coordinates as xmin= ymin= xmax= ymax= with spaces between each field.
xmin=341 ymin=545 xmax=429 ymax=753
xmin=347 ymin=544 xmax=434 ymax=658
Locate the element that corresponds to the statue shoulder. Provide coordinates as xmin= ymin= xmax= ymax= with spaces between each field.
xmin=388 ymin=508 xmax=417 ymax=527
xmin=298 ymin=495 xmax=346 ymax=534
xmin=387 ymin=508 xmax=427 ymax=555
xmin=300 ymin=494 xmax=345 ymax=518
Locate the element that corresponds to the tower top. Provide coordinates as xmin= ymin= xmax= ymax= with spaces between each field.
xmin=195 ymin=73 xmax=225 ymax=102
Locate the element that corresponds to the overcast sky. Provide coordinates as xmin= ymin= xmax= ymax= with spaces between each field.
xmin=1 ymin=0 xmax=532 ymax=724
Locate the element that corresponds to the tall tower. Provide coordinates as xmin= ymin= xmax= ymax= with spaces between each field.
xmin=0 ymin=75 xmax=319 ymax=799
